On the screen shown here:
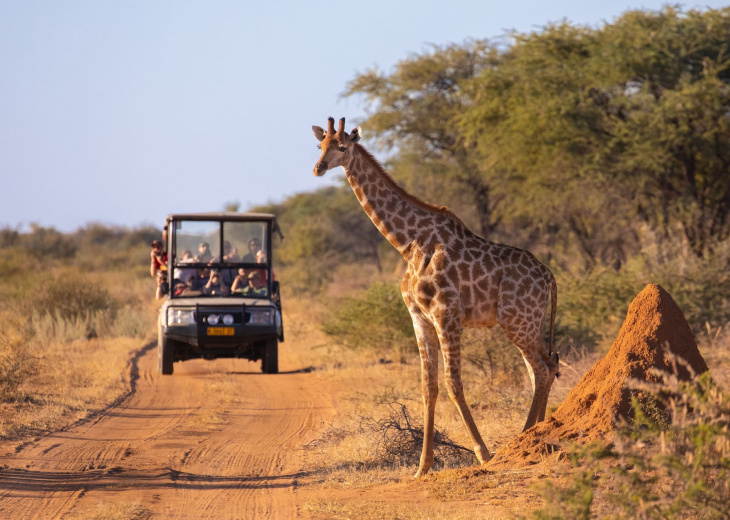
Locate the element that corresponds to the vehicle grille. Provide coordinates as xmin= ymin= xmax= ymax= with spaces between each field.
xmin=197 ymin=310 xmax=249 ymax=325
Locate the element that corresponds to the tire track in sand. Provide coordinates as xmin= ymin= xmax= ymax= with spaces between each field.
xmin=0 ymin=343 xmax=336 ymax=519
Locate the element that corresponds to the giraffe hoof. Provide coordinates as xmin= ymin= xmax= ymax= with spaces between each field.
xmin=474 ymin=445 xmax=491 ymax=464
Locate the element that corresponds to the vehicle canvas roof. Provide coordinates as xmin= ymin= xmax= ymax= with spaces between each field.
xmin=166 ymin=212 xmax=277 ymax=222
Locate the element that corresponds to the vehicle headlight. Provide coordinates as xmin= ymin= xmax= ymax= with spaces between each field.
xmin=222 ymin=314 xmax=234 ymax=325
xmin=249 ymin=308 xmax=274 ymax=325
xmin=167 ymin=308 xmax=196 ymax=326
xmin=208 ymin=314 xmax=219 ymax=325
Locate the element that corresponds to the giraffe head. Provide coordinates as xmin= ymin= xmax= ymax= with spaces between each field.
xmin=312 ymin=117 xmax=361 ymax=176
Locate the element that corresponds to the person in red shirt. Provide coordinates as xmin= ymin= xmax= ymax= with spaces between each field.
xmin=150 ymin=239 xmax=168 ymax=299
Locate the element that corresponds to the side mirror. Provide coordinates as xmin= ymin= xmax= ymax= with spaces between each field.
xmin=160 ymin=282 xmax=169 ymax=296
xmin=271 ymin=281 xmax=280 ymax=297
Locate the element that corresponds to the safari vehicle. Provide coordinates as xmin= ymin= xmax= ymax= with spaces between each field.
xmin=157 ymin=213 xmax=284 ymax=375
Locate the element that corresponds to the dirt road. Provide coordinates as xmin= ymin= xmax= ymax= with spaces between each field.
xmin=0 ymin=342 xmax=336 ymax=519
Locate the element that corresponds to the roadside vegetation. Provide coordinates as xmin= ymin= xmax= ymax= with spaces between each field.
xmin=1 ymin=5 xmax=729 ymax=519
xmin=0 ymin=224 xmax=158 ymax=442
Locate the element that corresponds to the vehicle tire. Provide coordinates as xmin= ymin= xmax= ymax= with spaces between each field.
xmin=158 ymin=327 xmax=174 ymax=375
xmin=262 ymin=339 xmax=278 ymax=374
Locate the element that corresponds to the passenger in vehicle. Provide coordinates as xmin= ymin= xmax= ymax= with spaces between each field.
xmin=254 ymin=249 xmax=271 ymax=282
xmin=210 ymin=241 xmax=240 ymax=285
xmin=241 ymin=237 xmax=262 ymax=263
xmin=223 ymin=241 xmax=240 ymax=263
xmin=150 ymin=239 xmax=168 ymax=300
xmin=230 ymin=268 xmax=248 ymax=294
xmin=173 ymin=249 xmax=196 ymax=283
xmin=203 ymin=270 xmax=229 ymax=296
xmin=175 ymin=274 xmax=199 ymax=296
xmin=241 ymin=271 xmax=267 ymax=296
xmin=195 ymin=242 xmax=213 ymax=263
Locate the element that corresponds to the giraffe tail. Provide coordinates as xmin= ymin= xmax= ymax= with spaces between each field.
xmin=548 ymin=271 xmax=560 ymax=379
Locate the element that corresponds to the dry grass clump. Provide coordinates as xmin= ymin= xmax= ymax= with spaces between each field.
xmin=0 ymin=335 xmax=147 ymax=440
xmin=303 ymin=497 xmax=480 ymax=520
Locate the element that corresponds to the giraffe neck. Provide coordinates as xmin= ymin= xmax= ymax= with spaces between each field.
xmin=343 ymin=144 xmax=464 ymax=257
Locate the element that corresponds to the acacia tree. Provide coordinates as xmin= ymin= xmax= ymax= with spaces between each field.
xmin=593 ymin=7 xmax=730 ymax=256
xmin=465 ymin=6 xmax=730 ymax=259
xmin=342 ymin=6 xmax=729 ymax=267
xmin=344 ymin=41 xmax=506 ymax=237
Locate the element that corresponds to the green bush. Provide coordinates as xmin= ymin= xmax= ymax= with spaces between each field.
xmin=321 ymin=282 xmax=417 ymax=357
xmin=552 ymin=240 xmax=730 ymax=352
xmin=532 ymin=369 xmax=730 ymax=519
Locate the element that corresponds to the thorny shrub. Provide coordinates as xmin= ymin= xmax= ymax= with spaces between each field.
xmin=0 ymin=334 xmax=39 ymax=402
xmin=321 ymin=282 xmax=417 ymax=357
xmin=29 ymin=274 xmax=115 ymax=321
xmin=531 ymin=364 xmax=730 ymax=520
xmin=305 ymin=399 xmax=474 ymax=474
xmin=357 ymin=400 xmax=475 ymax=470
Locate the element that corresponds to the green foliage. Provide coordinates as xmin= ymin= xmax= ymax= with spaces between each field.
xmin=551 ymin=237 xmax=730 ymax=350
xmin=531 ymin=370 xmax=730 ymax=519
xmin=346 ymin=40 xmax=504 ymax=237
xmin=552 ymin=263 xmax=645 ymax=350
xmin=321 ymin=282 xmax=417 ymax=357
xmin=346 ymin=6 xmax=730 ymax=261
xmin=13 ymin=223 xmax=78 ymax=260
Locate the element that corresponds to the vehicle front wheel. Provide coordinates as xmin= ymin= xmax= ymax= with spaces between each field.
xmin=158 ymin=328 xmax=174 ymax=375
xmin=262 ymin=339 xmax=278 ymax=374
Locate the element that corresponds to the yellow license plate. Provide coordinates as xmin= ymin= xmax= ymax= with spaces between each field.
xmin=207 ymin=327 xmax=234 ymax=336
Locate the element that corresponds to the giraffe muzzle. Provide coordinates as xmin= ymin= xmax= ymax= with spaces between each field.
xmin=314 ymin=162 xmax=327 ymax=176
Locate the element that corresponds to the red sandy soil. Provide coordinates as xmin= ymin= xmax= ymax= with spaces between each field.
xmin=0 ymin=345 xmax=339 ymax=519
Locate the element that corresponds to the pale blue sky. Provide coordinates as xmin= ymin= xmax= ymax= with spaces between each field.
xmin=1 ymin=1 xmax=726 ymax=232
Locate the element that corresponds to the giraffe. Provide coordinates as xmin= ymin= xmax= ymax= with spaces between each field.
xmin=312 ymin=117 xmax=560 ymax=477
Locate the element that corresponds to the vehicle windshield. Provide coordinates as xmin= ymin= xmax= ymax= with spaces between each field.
xmin=169 ymin=219 xmax=271 ymax=299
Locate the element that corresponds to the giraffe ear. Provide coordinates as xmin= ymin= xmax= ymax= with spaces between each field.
xmin=312 ymin=126 xmax=326 ymax=142
xmin=349 ymin=126 xmax=362 ymax=143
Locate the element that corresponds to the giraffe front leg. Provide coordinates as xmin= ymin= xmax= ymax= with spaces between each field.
xmin=437 ymin=315 xmax=491 ymax=466
xmin=409 ymin=308 xmax=439 ymax=478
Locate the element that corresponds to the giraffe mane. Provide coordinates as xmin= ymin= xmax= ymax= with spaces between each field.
xmin=354 ymin=143 xmax=471 ymax=231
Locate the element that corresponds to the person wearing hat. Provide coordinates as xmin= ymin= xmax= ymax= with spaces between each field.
xmin=195 ymin=242 xmax=213 ymax=264
xmin=242 ymin=270 xmax=267 ymax=296
xmin=202 ymin=270 xmax=230 ymax=296
xmin=231 ymin=269 xmax=267 ymax=296
xmin=150 ymin=239 xmax=168 ymax=300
